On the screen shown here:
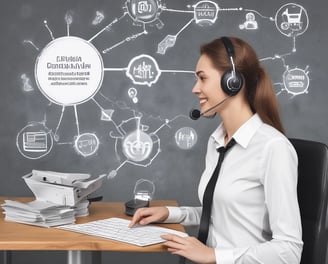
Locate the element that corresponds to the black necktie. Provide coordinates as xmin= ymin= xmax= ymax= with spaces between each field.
xmin=197 ymin=138 xmax=236 ymax=244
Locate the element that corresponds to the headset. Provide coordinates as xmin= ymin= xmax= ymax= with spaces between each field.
xmin=189 ymin=37 xmax=245 ymax=120
xmin=220 ymin=37 xmax=244 ymax=96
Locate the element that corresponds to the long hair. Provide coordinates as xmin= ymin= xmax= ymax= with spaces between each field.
xmin=200 ymin=37 xmax=285 ymax=134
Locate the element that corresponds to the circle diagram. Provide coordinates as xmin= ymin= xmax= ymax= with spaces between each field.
xmin=35 ymin=36 xmax=104 ymax=106
xmin=16 ymin=122 xmax=54 ymax=160
xmin=175 ymin=127 xmax=197 ymax=149
xmin=126 ymin=0 xmax=161 ymax=23
xmin=283 ymin=67 xmax=309 ymax=95
xmin=74 ymin=133 xmax=100 ymax=157
xmin=122 ymin=130 xmax=154 ymax=162
xmin=275 ymin=3 xmax=308 ymax=37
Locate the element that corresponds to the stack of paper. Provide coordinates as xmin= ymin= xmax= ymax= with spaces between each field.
xmin=74 ymin=199 xmax=90 ymax=217
xmin=1 ymin=199 xmax=75 ymax=227
xmin=1 ymin=170 xmax=106 ymax=227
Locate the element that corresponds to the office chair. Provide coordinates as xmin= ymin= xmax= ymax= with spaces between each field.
xmin=290 ymin=138 xmax=328 ymax=264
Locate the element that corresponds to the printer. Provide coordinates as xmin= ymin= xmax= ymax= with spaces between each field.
xmin=23 ymin=170 xmax=105 ymax=206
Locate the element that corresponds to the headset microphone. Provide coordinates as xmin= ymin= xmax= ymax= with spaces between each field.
xmin=189 ymin=96 xmax=231 ymax=120
xmin=189 ymin=109 xmax=201 ymax=120
xmin=190 ymin=37 xmax=243 ymax=120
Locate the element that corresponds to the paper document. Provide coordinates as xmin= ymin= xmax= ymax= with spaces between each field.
xmin=1 ymin=199 xmax=75 ymax=227
xmin=0 ymin=170 xmax=106 ymax=227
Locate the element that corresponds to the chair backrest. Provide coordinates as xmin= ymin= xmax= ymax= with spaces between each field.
xmin=289 ymin=138 xmax=328 ymax=264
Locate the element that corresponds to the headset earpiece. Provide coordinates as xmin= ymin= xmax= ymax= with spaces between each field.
xmin=220 ymin=37 xmax=244 ymax=96
xmin=221 ymin=70 xmax=243 ymax=96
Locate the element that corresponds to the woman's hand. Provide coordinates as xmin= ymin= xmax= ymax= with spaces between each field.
xmin=129 ymin=206 xmax=169 ymax=227
xmin=161 ymin=234 xmax=216 ymax=264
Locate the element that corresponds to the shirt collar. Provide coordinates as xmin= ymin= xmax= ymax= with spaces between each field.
xmin=210 ymin=113 xmax=263 ymax=149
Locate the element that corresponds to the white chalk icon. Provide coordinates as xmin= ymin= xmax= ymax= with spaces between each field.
xmin=239 ymin=12 xmax=258 ymax=30
xmin=108 ymin=113 xmax=161 ymax=170
xmin=193 ymin=0 xmax=219 ymax=26
xmin=175 ymin=127 xmax=198 ymax=150
xmin=126 ymin=54 xmax=160 ymax=87
xmin=157 ymin=34 xmax=176 ymax=55
xmin=92 ymin=11 xmax=105 ymax=25
xmin=65 ymin=11 xmax=73 ymax=36
xmin=23 ymin=132 xmax=48 ymax=152
xmin=101 ymin=109 xmax=115 ymax=121
xmin=124 ymin=0 xmax=163 ymax=26
xmin=128 ymin=87 xmax=139 ymax=104
xmin=74 ymin=133 xmax=100 ymax=157
xmin=20 ymin=73 xmax=34 ymax=92
xmin=156 ymin=17 xmax=193 ymax=54
xmin=275 ymin=3 xmax=309 ymax=38
xmin=123 ymin=129 xmax=154 ymax=162
xmin=119 ymin=115 xmax=155 ymax=163
xmin=282 ymin=66 xmax=310 ymax=96
xmin=16 ymin=122 xmax=54 ymax=160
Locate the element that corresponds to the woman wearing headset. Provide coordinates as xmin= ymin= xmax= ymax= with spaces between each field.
xmin=130 ymin=37 xmax=303 ymax=264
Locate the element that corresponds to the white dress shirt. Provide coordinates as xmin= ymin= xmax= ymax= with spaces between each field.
xmin=165 ymin=114 xmax=303 ymax=264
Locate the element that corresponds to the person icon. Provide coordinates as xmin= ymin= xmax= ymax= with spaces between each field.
xmin=239 ymin=12 xmax=258 ymax=30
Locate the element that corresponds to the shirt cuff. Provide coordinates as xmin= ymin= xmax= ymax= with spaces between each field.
xmin=162 ymin=206 xmax=185 ymax=223
xmin=215 ymin=248 xmax=234 ymax=264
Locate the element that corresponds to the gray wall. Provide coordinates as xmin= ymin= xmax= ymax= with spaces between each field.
xmin=0 ymin=0 xmax=327 ymax=263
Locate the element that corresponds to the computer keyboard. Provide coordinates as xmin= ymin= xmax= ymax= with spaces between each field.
xmin=57 ymin=217 xmax=188 ymax=246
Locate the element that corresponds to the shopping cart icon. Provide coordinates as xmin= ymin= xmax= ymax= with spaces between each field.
xmin=281 ymin=7 xmax=303 ymax=31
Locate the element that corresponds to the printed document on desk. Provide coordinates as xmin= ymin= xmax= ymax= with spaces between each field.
xmin=1 ymin=199 xmax=75 ymax=227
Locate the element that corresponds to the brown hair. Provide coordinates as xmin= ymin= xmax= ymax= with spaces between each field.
xmin=200 ymin=37 xmax=285 ymax=134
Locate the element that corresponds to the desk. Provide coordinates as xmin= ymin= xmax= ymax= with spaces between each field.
xmin=0 ymin=197 xmax=185 ymax=264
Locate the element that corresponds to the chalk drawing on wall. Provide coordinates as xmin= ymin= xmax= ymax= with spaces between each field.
xmin=239 ymin=12 xmax=258 ymax=30
xmin=74 ymin=133 xmax=100 ymax=157
xmin=157 ymin=0 xmax=220 ymax=55
xmin=16 ymin=122 xmax=53 ymax=160
xmin=92 ymin=11 xmax=105 ymax=26
xmin=128 ymin=87 xmax=139 ymax=104
xmin=104 ymin=54 xmax=194 ymax=87
xmin=126 ymin=54 xmax=161 ymax=87
xmin=23 ymin=40 xmax=40 ymax=51
xmin=281 ymin=66 xmax=310 ymax=96
xmin=34 ymin=36 xmax=104 ymax=106
xmin=124 ymin=0 xmax=163 ymax=26
xmin=20 ymin=73 xmax=34 ymax=92
xmin=175 ymin=127 xmax=197 ymax=150
xmin=261 ymin=54 xmax=310 ymax=97
xmin=101 ymin=0 xmax=166 ymax=54
xmin=275 ymin=3 xmax=309 ymax=52
xmin=106 ymin=110 xmax=191 ymax=179
xmin=16 ymin=1 xmax=310 ymax=178
xmin=16 ymin=5 xmax=194 ymax=161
